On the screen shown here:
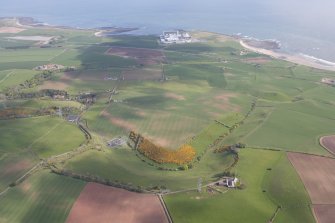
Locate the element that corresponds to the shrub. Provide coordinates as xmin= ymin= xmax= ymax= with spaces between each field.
xmin=137 ymin=137 xmax=196 ymax=165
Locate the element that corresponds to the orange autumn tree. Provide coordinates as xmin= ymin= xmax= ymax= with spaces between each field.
xmin=135 ymin=136 xmax=196 ymax=165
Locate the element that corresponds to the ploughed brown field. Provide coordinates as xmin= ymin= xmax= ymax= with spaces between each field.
xmin=122 ymin=68 xmax=162 ymax=81
xmin=106 ymin=47 xmax=165 ymax=65
xmin=66 ymin=183 xmax=169 ymax=223
xmin=288 ymin=153 xmax=335 ymax=223
xmin=0 ymin=27 xmax=25 ymax=33
xmin=242 ymin=57 xmax=272 ymax=64
xmin=313 ymin=205 xmax=335 ymax=223
xmin=320 ymin=135 xmax=335 ymax=155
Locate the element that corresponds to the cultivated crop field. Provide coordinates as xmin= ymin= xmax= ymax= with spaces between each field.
xmin=0 ymin=171 xmax=86 ymax=223
xmin=320 ymin=135 xmax=335 ymax=154
xmin=105 ymin=46 xmax=166 ymax=65
xmin=0 ymin=116 xmax=85 ymax=190
xmin=287 ymin=153 xmax=335 ymax=204
xmin=288 ymin=153 xmax=335 ymax=223
xmin=66 ymin=183 xmax=168 ymax=223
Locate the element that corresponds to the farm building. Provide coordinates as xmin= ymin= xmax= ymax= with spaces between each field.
xmin=107 ymin=137 xmax=126 ymax=147
xmin=34 ymin=64 xmax=65 ymax=71
xmin=321 ymin=78 xmax=335 ymax=86
xmin=216 ymin=177 xmax=239 ymax=188
xmin=67 ymin=115 xmax=79 ymax=123
xmin=160 ymin=30 xmax=192 ymax=44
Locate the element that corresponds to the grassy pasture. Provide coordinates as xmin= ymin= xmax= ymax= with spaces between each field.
xmin=164 ymin=63 xmax=227 ymax=88
xmin=0 ymin=61 xmax=46 ymax=71
xmin=244 ymin=102 xmax=335 ymax=155
xmin=0 ymin=69 xmax=38 ymax=90
xmin=164 ymin=149 xmax=314 ymax=223
xmin=0 ymin=170 xmax=85 ymax=223
xmin=0 ymin=99 xmax=83 ymax=110
xmin=104 ymin=35 xmax=160 ymax=49
xmin=0 ymin=48 xmax=66 ymax=63
xmin=0 ymin=38 xmax=34 ymax=49
xmin=49 ymin=49 xmax=82 ymax=66
xmin=77 ymin=45 xmax=137 ymax=69
xmin=38 ymin=69 xmax=120 ymax=93
xmin=84 ymin=80 xmax=241 ymax=148
xmin=64 ymin=145 xmax=235 ymax=191
xmin=0 ymin=152 xmax=38 ymax=191
xmin=0 ymin=116 xmax=85 ymax=157
xmin=263 ymin=152 xmax=315 ymax=223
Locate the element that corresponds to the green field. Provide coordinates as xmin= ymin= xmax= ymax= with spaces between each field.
xmin=64 ymin=145 xmax=235 ymax=190
xmin=164 ymin=149 xmax=315 ymax=223
xmin=1 ymin=19 xmax=335 ymax=223
xmin=83 ymin=80 xmax=242 ymax=148
xmin=0 ymin=116 xmax=85 ymax=190
xmin=0 ymin=116 xmax=85 ymax=157
xmin=0 ymin=170 xmax=86 ymax=223
xmin=0 ymin=69 xmax=38 ymax=91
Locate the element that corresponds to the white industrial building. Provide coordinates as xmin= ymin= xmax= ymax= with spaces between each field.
xmin=160 ymin=30 xmax=192 ymax=44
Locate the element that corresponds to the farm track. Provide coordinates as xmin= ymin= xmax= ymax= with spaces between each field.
xmin=48 ymin=48 xmax=68 ymax=61
xmin=159 ymin=195 xmax=173 ymax=223
xmin=0 ymin=162 xmax=42 ymax=198
xmin=0 ymin=117 xmax=92 ymax=199
xmin=0 ymin=71 xmax=14 ymax=84
xmin=240 ymin=108 xmax=274 ymax=142
xmin=27 ymin=121 xmax=63 ymax=159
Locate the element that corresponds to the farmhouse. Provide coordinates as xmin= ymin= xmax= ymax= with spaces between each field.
xmin=67 ymin=115 xmax=79 ymax=123
xmin=107 ymin=137 xmax=126 ymax=148
xmin=321 ymin=78 xmax=335 ymax=86
xmin=216 ymin=177 xmax=239 ymax=188
xmin=104 ymin=76 xmax=118 ymax=81
xmin=160 ymin=30 xmax=192 ymax=44
xmin=34 ymin=64 xmax=65 ymax=71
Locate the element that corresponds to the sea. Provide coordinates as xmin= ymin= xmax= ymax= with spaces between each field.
xmin=1 ymin=0 xmax=335 ymax=63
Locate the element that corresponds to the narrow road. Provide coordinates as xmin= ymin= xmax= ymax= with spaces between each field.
xmin=158 ymin=194 xmax=173 ymax=223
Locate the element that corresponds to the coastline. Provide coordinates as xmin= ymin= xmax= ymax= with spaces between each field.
xmin=2 ymin=16 xmax=335 ymax=72
xmin=240 ymin=40 xmax=335 ymax=72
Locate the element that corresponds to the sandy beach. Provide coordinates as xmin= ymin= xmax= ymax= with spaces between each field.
xmin=240 ymin=40 xmax=335 ymax=72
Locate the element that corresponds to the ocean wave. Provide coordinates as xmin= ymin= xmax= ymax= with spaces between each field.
xmin=299 ymin=53 xmax=335 ymax=66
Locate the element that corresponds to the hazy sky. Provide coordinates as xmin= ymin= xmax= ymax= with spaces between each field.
xmin=2 ymin=0 xmax=334 ymax=21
